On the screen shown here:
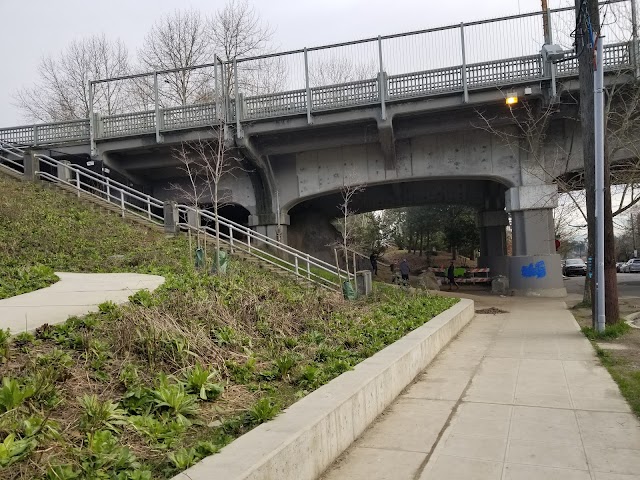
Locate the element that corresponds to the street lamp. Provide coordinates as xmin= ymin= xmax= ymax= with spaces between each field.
xmin=505 ymin=92 xmax=519 ymax=106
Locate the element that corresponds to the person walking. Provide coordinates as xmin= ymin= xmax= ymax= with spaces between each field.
xmin=448 ymin=261 xmax=459 ymax=291
xmin=399 ymin=258 xmax=410 ymax=285
xmin=369 ymin=253 xmax=378 ymax=276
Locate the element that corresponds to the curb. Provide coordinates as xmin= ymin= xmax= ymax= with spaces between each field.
xmin=173 ymin=298 xmax=475 ymax=480
xmin=626 ymin=311 xmax=640 ymax=329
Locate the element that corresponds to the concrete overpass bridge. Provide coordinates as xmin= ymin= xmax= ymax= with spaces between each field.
xmin=2 ymin=0 xmax=639 ymax=296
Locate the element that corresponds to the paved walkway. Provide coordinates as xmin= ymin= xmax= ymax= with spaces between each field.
xmin=322 ymin=296 xmax=640 ymax=480
xmin=0 ymin=272 xmax=164 ymax=333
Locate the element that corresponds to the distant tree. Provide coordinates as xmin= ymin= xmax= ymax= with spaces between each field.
xmin=138 ymin=9 xmax=212 ymax=107
xmin=209 ymin=0 xmax=282 ymax=98
xmin=14 ymin=35 xmax=130 ymax=122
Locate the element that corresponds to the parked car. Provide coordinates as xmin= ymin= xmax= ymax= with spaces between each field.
xmin=563 ymin=258 xmax=587 ymax=276
xmin=625 ymin=258 xmax=640 ymax=273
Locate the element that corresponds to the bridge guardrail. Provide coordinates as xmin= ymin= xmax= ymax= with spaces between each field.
xmin=0 ymin=44 xmax=635 ymax=145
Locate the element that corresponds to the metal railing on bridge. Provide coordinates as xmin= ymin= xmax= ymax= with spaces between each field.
xmin=0 ymin=0 xmax=636 ymax=147
xmin=0 ymin=145 xmax=349 ymax=291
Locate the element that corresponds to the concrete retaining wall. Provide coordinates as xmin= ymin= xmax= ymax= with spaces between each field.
xmin=173 ymin=298 xmax=474 ymax=480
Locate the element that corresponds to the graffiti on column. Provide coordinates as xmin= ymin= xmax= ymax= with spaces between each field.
xmin=521 ymin=260 xmax=546 ymax=278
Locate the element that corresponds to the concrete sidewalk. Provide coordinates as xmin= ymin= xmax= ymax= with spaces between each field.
xmin=0 ymin=272 xmax=164 ymax=333
xmin=322 ymin=297 xmax=640 ymax=480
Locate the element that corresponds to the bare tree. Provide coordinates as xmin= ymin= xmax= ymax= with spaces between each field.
xmin=170 ymin=124 xmax=240 ymax=273
xmin=14 ymin=35 xmax=130 ymax=122
xmin=337 ymin=179 xmax=365 ymax=283
xmin=308 ymin=56 xmax=378 ymax=87
xmin=138 ymin=9 xmax=213 ymax=107
xmin=170 ymin=143 xmax=210 ymax=257
xmin=208 ymin=0 xmax=280 ymax=98
xmin=193 ymin=127 xmax=240 ymax=273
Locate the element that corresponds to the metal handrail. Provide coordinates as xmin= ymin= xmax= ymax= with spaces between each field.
xmin=36 ymin=155 xmax=164 ymax=222
xmin=18 ymin=152 xmax=343 ymax=290
xmin=180 ymin=222 xmax=340 ymax=290
xmin=178 ymin=204 xmax=349 ymax=278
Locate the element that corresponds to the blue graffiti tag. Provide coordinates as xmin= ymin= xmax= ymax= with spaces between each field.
xmin=521 ymin=260 xmax=547 ymax=278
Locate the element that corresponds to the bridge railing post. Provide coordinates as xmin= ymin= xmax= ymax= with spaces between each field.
xmin=304 ymin=47 xmax=313 ymax=124
xmin=88 ymin=80 xmax=96 ymax=156
xmin=632 ymin=0 xmax=639 ymax=77
xmin=154 ymin=72 xmax=163 ymax=143
xmin=33 ymin=125 xmax=39 ymax=146
xmin=234 ymin=59 xmax=244 ymax=138
xmin=460 ymin=23 xmax=469 ymax=104
xmin=377 ymin=35 xmax=387 ymax=121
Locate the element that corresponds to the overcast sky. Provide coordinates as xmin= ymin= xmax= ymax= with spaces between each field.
xmin=0 ymin=0 xmax=566 ymax=127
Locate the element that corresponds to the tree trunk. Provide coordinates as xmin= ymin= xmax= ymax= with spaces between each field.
xmin=604 ymin=154 xmax=620 ymax=322
xmin=419 ymin=233 xmax=424 ymax=256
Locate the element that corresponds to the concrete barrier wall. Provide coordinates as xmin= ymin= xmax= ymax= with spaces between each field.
xmin=173 ymin=298 xmax=475 ymax=480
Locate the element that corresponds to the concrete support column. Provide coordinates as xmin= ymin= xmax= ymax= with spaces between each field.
xmin=57 ymin=160 xmax=73 ymax=183
xmin=163 ymin=201 xmax=179 ymax=235
xmin=249 ymin=213 xmax=290 ymax=245
xmin=506 ymin=185 xmax=566 ymax=297
xmin=477 ymin=210 xmax=509 ymax=277
xmin=23 ymin=151 xmax=38 ymax=181
xmin=187 ymin=209 xmax=200 ymax=230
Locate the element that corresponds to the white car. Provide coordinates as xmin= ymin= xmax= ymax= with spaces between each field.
xmin=625 ymin=258 xmax=640 ymax=273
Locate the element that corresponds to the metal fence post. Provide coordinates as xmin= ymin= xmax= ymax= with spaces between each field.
xmin=378 ymin=36 xmax=387 ymax=120
xmin=106 ymin=178 xmax=111 ymax=202
xmin=632 ymin=0 xmax=639 ymax=77
xmin=229 ymin=227 xmax=234 ymax=253
xmin=88 ymin=80 xmax=96 ymax=156
xmin=120 ymin=190 xmax=125 ymax=217
xmin=306 ymin=254 xmax=311 ymax=280
xmin=295 ymin=256 xmax=299 ymax=276
xmin=75 ymin=172 xmax=81 ymax=197
xmin=147 ymin=195 xmax=152 ymax=219
xmin=234 ymin=59 xmax=244 ymax=138
xmin=304 ymin=48 xmax=313 ymax=124
xmin=247 ymin=234 xmax=251 ymax=253
xmin=213 ymin=56 xmax=220 ymax=122
xmin=546 ymin=8 xmax=557 ymax=98
xmin=460 ymin=23 xmax=469 ymax=103
xmin=154 ymin=72 xmax=162 ymax=143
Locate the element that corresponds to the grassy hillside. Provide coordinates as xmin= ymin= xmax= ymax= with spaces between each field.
xmin=0 ymin=174 xmax=458 ymax=479
xmin=0 ymin=175 xmax=181 ymax=298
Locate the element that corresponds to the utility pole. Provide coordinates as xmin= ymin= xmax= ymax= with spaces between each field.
xmin=595 ymin=36 xmax=605 ymax=333
xmin=575 ymin=0 xmax=620 ymax=328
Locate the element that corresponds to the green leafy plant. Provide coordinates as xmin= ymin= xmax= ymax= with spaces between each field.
xmin=78 ymin=430 xmax=149 ymax=478
xmin=248 ymin=397 xmax=280 ymax=425
xmin=182 ymin=364 xmax=224 ymax=400
xmin=129 ymin=289 xmax=154 ymax=308
xmin=297 ymin=364 xmax=321 ymax=388
xmin=128 ymin=414 xmax=186 ymax=448
xmin=0 ymin=328 xmax=10 ymax=360
xmin=273 ymin=353 xmax=297 ymax=380
xmin=152 ymin=376 xmax=199 ymax=425
xmin=79 ymin=394 xmax=127 ymax=433
xmin=45 ymin=464 xmax=81 ymax=480
xmin=167 ymin=447 xmax=199 ymax=470
xmin=0 ymin=434 xmax=37 ymax=468
xmin=0 ymin=377 xmax=35 ymax=413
